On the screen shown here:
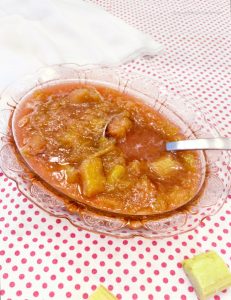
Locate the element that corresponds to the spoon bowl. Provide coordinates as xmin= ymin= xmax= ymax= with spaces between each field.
xmin=104 ymin=116 xmax=231 ymax=152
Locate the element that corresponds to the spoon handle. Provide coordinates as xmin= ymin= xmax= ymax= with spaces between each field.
xmin=166 ymin=138 xmax=231 ymax=151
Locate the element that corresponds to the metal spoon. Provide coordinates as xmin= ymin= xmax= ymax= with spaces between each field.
xmin=166 ymin=138 xmax=231 ymax=151
xmin=103 ymin=116 xmax=231 ymax=151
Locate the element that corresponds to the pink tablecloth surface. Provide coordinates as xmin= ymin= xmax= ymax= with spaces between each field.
xmin=0 ymin=0 xmax=230 ymax=299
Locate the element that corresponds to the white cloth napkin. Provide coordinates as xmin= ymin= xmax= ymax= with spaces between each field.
xmin=0 ymin=0 xmax=163 ymax=91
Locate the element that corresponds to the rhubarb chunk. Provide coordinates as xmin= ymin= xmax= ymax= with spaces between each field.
xmin=183 ymin=251 xmax=231 ymax=300
xmin=88 ymin=285 xmax=118 ymax=300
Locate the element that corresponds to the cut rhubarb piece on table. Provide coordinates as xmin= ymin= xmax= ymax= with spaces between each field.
xmin=183 ymin=251 xmax=231 ymax=300
xmin=88 ymin=285 xmax=118 ymax=300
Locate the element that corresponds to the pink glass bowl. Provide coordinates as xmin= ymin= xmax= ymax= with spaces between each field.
xmin=0 ymin=64 xmax=230 ymax=238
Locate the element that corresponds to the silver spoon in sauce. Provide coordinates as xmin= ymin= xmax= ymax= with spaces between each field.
xmin=103 ymin=116 xmax=231 ymax=151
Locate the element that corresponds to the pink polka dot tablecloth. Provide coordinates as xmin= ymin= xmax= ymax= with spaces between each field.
xmin=0 ymin=0 xmax=231 ymax=299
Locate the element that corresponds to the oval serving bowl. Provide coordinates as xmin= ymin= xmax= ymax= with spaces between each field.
xmin=0 ymin=64 xmax=230 ymax=238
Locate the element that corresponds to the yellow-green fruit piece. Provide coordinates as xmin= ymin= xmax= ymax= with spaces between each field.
xmin=149 ymin=154 xmax=181 ymax=179
xmin=183 ymin=251 xmax=231 ymax=300
xmin=88 ymin=285 xmax=118 ymax=300
xmin=107 ymin=164 xmax=126 ymax=184
xmin=80 ymin=157 xmax=106 ymax=197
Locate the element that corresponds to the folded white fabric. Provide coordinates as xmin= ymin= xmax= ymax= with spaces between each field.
xmin=0 ymin=0 xmax=163 ymax=91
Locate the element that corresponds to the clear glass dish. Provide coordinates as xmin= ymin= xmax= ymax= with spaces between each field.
xmin=0 ymin=64 xmax=230 ymax=238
